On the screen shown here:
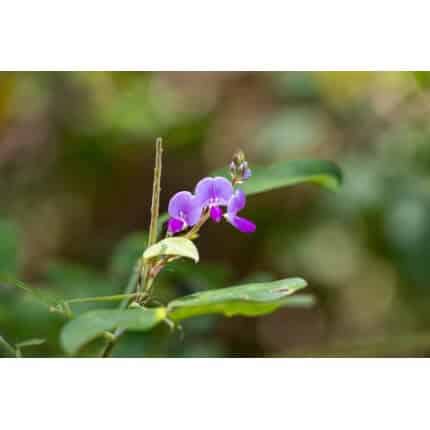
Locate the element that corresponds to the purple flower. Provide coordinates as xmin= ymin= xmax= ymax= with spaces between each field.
xmin=195 ymin=177 xmax=233 ymax=223
xmin=167 ymin=191 xmax=202 ymax=234
xmin=225 ymin=189 xmax=256 ymax=234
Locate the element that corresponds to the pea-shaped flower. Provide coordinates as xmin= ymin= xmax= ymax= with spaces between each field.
xmin=167 ymin=191 xmax=202 ymax=234
xmin=225 ymin=189 xmax=256 ymax=233
xmin=195 ymin=176 xmax=234 ymax=222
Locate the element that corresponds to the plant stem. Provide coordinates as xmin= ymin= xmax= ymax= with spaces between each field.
xmin=0 ymin=336 xmax=16 ymax=356
xmin=137 ymin=137 xmax=163 ymax=299
xmin=184 ymin=210 xmax=210 ymax=239
xmin=148 ymin=137 xmax=163 ymax=249
xmin=64 ymin=293 xmax=139 ymax=306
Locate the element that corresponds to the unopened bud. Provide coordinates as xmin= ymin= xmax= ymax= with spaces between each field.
xmin=230 ymin=150 xmax=252 ymax=184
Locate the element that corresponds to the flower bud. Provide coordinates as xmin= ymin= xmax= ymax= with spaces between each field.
xmin=230 ymin=150 xmax=252 ymax=184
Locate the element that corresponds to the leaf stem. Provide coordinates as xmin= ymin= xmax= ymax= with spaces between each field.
xmin=64 ymin=293 xmax=139 ymax=306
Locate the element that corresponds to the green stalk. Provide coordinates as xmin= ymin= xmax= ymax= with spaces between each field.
xmin=138 ymin=137 xmax=163 ymax=300
xmin=147 ymin=137 xmax=163 ymax=249
xmin=64 ymin=293 xmax=139 ymax=306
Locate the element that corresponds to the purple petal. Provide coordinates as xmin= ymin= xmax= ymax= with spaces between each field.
xmin=186 ymin=199 xmax=203 ymax=226
xmin=210 ymin=206 xmax=223 ymax=223
xmin=168 ymin=191 xmax=193 ymax=218
xmin=168 ymin=191 xmax=202 ymax=226
xmin=242 ymin=167 xmax=252 ymax=181
xmin=195 ymin=177 xmax=233 ymax=207
xmin=167 ymin=218 xmax=185 ymax=234
xmin=228 ymin=215 xmax=256 ymax=234
xmin=227 ymin=189 xmax=246 ymax=216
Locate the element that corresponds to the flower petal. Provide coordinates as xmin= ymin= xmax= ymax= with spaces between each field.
xmin=168 ymin=191 xmax=194 ymax=218
xmin=195 ymin=177 xmax=233 ymax=207
xmin=228 ymin=215 xmax=256 ymax=234
xmin=210 ymin=206 xmax=223 ymax=223
xmin=168 ymin=191 xmax=202 ymax=226
xmin=212 ymin=177 xmax=234 ymax=204
xmin=167 ymin=218 xmax=185 ymax=234
xmin=186 ymin=198 xmax=203 ymax=226
xmin=242 ymin=167 xmax=252 ymax=181
xmin=227 ymin=189 xmax=246 ymax=216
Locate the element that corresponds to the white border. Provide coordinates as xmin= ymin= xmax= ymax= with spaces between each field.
xmin=1 ymin=359 xmax=428 ymax=430
xmin=1 ymin=1 xmax=429 ymax=69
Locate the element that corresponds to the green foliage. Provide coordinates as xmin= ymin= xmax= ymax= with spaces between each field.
xmin=61 ymin=307 xmax=166 ymax=355
xmin=60 ymin=278 xmax=310 ymax=355
xmin=240 ymin=159 xmax=342 ymax=195
xmin=168 ymin=278 xmax=308 ymax=320
xmin=143 ymin=237 xmax=199 ymax=263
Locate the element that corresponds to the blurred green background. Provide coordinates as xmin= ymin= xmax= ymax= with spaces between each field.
xmin=1 ymin=71 xmax=430 ymax=357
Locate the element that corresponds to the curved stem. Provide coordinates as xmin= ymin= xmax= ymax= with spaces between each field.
xmin=184 ymin=211 xmax=210 ymax=239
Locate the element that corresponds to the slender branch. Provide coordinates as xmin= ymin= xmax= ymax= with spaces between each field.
xmin=137 ymin=137 xmax=163 ymax=298
xmin=64 ymin=293 xmax=139 ymax=306
xmin=184 ymin=210 xmax=210 ymax=239
xmin=148 ymin=137 xmax=163 ymax=248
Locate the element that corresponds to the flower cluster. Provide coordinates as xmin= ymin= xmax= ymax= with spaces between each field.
xmin=167 ymin=155 xmax=256 ymax=235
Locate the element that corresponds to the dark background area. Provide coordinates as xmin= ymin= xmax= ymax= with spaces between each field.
xmin=1 ymin=71 xmax=430 ymax=356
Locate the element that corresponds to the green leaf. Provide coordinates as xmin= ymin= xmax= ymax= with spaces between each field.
xmin=239 ymin=159 xmax=342 ymax=195
xmin=143 ymin=237 xmax=199 ymax=263
xmin=168 ymin=278 xmax=309 ymax=320
xmin=158 ymin=159 xmax=342 ymax=228
xmin=60 ymin=307 xmax=166 ymax=355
